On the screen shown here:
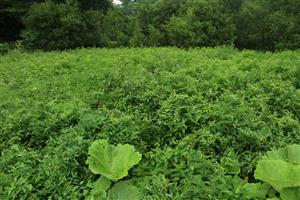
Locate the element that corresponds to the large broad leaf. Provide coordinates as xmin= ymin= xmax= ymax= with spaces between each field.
xmin=280 ymin=187 xmax=300 ymax=200
xmin=255 ymin=160 xmax=300 ymax=190
xmin=265 ymin=144 xmax=300 ymax=164
xmin=241 ymin=183 xmax=270 ymax=199
xmin=91 ymin=176 xmax=112 ymax=197
xmin=254 ymin=145 xmax=300 ymax=193
xmin=87 ymin=140 xmax=142 ymax=181
xmin=108 ymin=181 xmax=141 ymax=200
xmin=232 ymin=175 xmax=269 ymax=199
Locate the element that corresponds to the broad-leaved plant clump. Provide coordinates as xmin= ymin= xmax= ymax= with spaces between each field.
xmin=87 ymin=139 xmax=142 ymax=200
xmin=254 ymin=144 xmax=300 ymax=200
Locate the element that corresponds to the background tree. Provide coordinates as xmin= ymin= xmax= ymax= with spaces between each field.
xmin=1 ymin=0 xmax=300 ymax=50
xmin=22 ymin=1 xmax=104 ymax=50
xmin=166 ymin=0 xmax=235 ymax=47
xmin=0 ymin=0 xmax=43 ymax=42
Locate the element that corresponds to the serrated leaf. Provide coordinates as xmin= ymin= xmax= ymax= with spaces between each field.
xmin=254 ymin=145 xmax=300 ymax=191
xmin=87 ymin=140 xmax=142 ymax=181
xmin=108 ymin=181 xmax=141 ymax=200
xmin=265 ymin=144 xmax=300 ymax=164
xmin=254 ymin=144 xmax=300 ymax=200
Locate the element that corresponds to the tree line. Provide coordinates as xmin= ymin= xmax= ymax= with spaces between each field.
xmin=1 ymin=0 xmax=299 ymax=51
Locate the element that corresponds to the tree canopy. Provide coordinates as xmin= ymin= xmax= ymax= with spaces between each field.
xmin=1 ymin=0 xmax=299 ymax=50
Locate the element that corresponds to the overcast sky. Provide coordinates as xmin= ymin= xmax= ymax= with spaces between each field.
xmin=113 ymin=0 xmax=122 ymax=4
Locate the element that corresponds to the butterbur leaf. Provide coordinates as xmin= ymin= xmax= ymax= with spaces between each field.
xmin=232 ymin=176 xmax=269 ymax=199
xmin=108 ymin=181 xmax=141 ymax=200
xmin=87 ymin=140 xmax=142 ymax=181
xmin=280 ymin=187 xmax=300 ymax=200
xmin=265 ymin=144 xmax=300 ymax=164
xmin=287 ymin=145 xmax=300 ymax=164
xmin=255 ymin=160 xmax=300 ymax=190
xmin=91 ymin=176 xmax=112 ymax=196
xmin=241 ymin=183 xmax=270 ymax=199
xmin=254 ymin=145 xmax=300 ymax=191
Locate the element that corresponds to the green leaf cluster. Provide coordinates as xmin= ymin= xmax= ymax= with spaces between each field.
xmin=254 ymin=145 xmax=300 ymax=200
xmin=87 ymin=139 xmax=142 ymax=200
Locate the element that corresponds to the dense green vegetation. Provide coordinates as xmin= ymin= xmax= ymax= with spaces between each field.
xmin=0 ymin=47 xmax=299 ymax=199
xmin=1 ymin=0 xmax=300 ymax=50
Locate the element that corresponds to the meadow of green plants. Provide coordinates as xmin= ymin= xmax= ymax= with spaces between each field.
xmin=0 ymin=47 xmax=299 ymax=199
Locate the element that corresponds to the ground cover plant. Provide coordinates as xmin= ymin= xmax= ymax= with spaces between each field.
xmin=0 ymin=47 xmax=299 ymax=199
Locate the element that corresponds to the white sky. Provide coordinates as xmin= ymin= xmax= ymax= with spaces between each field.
xmin=113 ymin=0 xmax=122 ymax=4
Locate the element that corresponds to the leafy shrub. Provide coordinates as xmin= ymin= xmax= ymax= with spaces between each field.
xmin=166 ymin=0 xmax=235 ymax=47
xmin=0 ymin=43 xmax=10 ymax=55
xmin=101 ymin=10 xmax=145 ymax=47
xmin=101 ymin=10 xmax=129 ymax=47
xmin=135 ymin=137 xmax=270 ymax=199
xmin=295 ymin=67 xmax=300 ymax=89
xmin=233 ymin=0 xmax=300 ymax=50
xmin=145 ymin=25 xmax=162 ymax=47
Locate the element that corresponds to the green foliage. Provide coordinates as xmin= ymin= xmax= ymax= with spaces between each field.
xmin=166 ymin=0 xmax=235 ymax=47
xmin=135 ymin=137 xmax=271 ymax=199
xmin=101 ymin=9 xmax=145 ymax=47
xmin=86 ymin=139 xmax=142 ymax=181
xmin=107 ymin=181 xmax=141 ymax=200
xmin=22 ymin=1 xmax=103 ymax=50
xmin=101 ymin=9 xmax=128 ymax=47
xmin=90 ymin=178 xmax=141 ymax=200
xmin=234 ymin=0 xmax=272 ymax=50
xmin=0 ymin=0 xmax=44 ymax=42
xmin=128 ymin=18 xmax=145 ymax=47
xmin=146 ymin=25 xmax=162 ymax=46
xmin=76 ymin=0 xmax=112 ymax=12
xmin=232 ymin=0 xmax=300 ymax=50
xmin=87 ymin=140 xmax=141 ymax=200
xmin=0 ymin=43 xmax=10 ymax=55
xmin=91 ymin=176 xmax=111 ymax=197
xmin=254 ymin=145 xmax=300 ymax=199
xmin=0 ymin=48 xmax=299 ymax=199
xmin=2 ymin=0 xmax=300 ymax=50
xmin=295 ymin=67 xmax=300 ymax=89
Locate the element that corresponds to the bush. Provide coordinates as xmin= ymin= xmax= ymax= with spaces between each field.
xmin=146 ymin=25 xmax=163 ymax=47
xmin=166 ymin=0 xmax=235 ymax=48
xmin=0 ymin=43 xmax=10 ymax=55
xmin=22 ymin=1 xmax=103 ymax=50
xmin=233 ymin=0 xmax=300 ymax=50
xmin=128 ymin=18 xmax=145 ymax=47
xmin=295 ymin=67 xmax=300 ymax=89
xmin=269 ymin=11 xmax=300 ymax=50
xmin=101 ymin=10 xmax=129 ymax=47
